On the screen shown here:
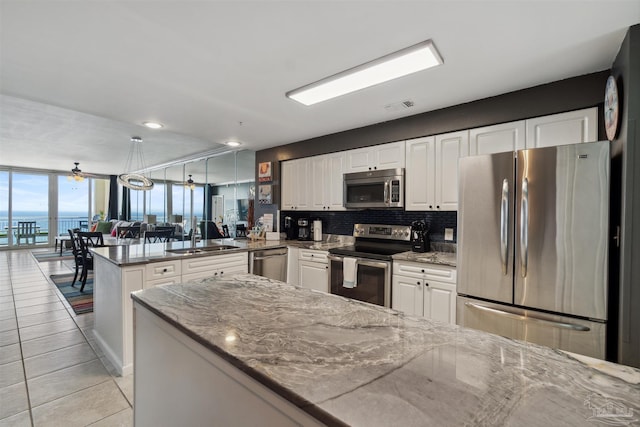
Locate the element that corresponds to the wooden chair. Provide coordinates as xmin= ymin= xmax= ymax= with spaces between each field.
xmin=199 ymin=221 xmax=224 ymax=240
xmin=117 ymin=226 xmax=141 ymax=239
xmin=75 ymin=231 xmax=104 ymax=292
xmin=144 ymin=230 xmax=173 ymax=243
xmin=68 ymin=229 xmax=82 ymax=286
xmin=16 ymin=221 xmax=38 ymax=245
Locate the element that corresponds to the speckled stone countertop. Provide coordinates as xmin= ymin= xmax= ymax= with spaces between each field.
xmin=392 ymin=251 xmax=457 ymax=267
xmin=91 ymin=235 xmax=355 ymax=267
xmin=131 ymin=274 xmax=640 ymax=427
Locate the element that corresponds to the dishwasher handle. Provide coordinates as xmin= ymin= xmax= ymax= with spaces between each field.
xmin=252 ymin=253 xmax=287 ymax=261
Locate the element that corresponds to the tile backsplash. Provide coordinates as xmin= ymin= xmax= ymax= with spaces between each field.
xmin=279 ymin=210 xmax=457 ymax=242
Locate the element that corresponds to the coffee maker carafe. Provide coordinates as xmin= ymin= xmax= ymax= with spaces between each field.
xmin=297 ymin=218 xmax=311 ymax=240
xmin=410 ymin=220 xmax=430 ymax=253
xmin=284 ymin=216 xmax=296 ymax=240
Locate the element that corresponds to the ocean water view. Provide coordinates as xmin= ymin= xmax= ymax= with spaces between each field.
xmin=1 ymin=211 xmax=89 ymax=245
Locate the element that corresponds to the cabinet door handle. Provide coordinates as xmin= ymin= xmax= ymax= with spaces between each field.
xmin=425 ymin=282 xmax=429 ymax=287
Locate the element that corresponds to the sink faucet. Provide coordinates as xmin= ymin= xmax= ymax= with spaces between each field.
xmin=190 ymin=216 xmax=197 ymax=248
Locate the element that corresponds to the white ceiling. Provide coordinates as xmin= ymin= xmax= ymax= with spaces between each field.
xmin=1 ymin=1 xmax=639 ymax=181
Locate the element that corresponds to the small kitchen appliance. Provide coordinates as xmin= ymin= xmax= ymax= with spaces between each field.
xmin=410 ymin=220 xmax=430 ymax=253
xmin=284 ymin=216 xmax=296 ymax=240
xmin=297 ymin=218 xmax=311 ymax=240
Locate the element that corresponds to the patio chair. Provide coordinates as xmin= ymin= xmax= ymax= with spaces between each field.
xmin=16 ymin=221 xmax=38 ymax=245
xmin=143 ymin=229 xmax=173 ymax=243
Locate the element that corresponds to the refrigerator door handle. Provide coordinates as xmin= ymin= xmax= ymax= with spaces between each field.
xmin=520 ymin=177 xmax=529 ymax=278
xmin=500 ymin=179 xmax=509 ymax=275
xmin=464 ymin=302 xmax=590 ymax=332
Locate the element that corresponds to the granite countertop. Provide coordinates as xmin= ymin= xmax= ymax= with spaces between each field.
xmin=392 ymin=250 xmax=457 ymax=267
xmin=90 ymin=238 xmax=289 ymax=266
xmin=91 ymin=235 xmax=354 ymax=266
xmin=131 ymin=274 xmax=640 ymax=427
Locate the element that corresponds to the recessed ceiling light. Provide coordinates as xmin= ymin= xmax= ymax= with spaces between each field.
xmin=143 ymin=121 xmax=164 ymax=129
xmin=225 ymin=141 xmax=241 ymax=147
xmin=286 ymin=39 xmax=443 ymax=106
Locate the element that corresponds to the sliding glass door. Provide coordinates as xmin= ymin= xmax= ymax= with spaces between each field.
xmin=11 ymin=172 xmax=49 ymax=246
xmin=58 ymin=176 xmax=89 ymax=234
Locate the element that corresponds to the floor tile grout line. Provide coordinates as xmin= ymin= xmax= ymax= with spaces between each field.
xmin=4 ymin=252 xmax=36 ymax=427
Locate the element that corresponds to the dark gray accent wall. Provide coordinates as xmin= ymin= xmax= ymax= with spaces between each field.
xmin=612 ymin=24 xmax=640 ymax=368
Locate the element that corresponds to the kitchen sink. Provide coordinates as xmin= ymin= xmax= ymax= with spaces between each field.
xmin=166 ymin=245 xmax=238 ymax=255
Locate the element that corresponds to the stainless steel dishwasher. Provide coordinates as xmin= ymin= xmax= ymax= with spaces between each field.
xmin=249 ymin=247 xmax=288 ymax=282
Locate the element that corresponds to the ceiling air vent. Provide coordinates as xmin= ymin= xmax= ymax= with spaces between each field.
xmin=384 ymin=100 xmax=415 ymax=112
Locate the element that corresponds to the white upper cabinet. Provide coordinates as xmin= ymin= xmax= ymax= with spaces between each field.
xmin=405 ymin=137 xmax=436 ymax=211
xmin=405 ymin=131 xmax=468 ymax=211
xmin=435 ymin=131 xmax=469 ymax=211
xmin=345 ymin=141 xmax=405 ymax=173
xmin=310 ymin=152 xmax=346 ymax=211
xmin=469 ymin=121 xmax=526 ymax=155
xmin=281 ymin=158 xmax=309 ymax=210
xmin=525 ymin=107 xmax=598 ymax=148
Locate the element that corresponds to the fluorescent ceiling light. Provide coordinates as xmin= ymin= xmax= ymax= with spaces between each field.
xmin=286 ymin=40 xmax=443 ymax=106
xmin=143 ymin=121 xmax=163 ymax=129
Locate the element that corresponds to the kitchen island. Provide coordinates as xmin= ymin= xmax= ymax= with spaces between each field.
xmin=131 ymin=273 xmax=640 ymax=426
xmin=91 ymin=237 xmax=351 ymax=375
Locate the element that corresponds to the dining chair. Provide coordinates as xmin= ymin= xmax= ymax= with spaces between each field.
xmin=76 ymin=231 xmax=104 ymax=247
xmin=16 ymin=221 xmax=38 ymax=245
xmin=143 ymin=230 xmax=173 ymax=243
xmin=68 ymin=228 xmax=82 ymax=286
xmin=75 ymin=231 xmax=103 ymax=292
xmin=117 ymin=226 xmax=141 ymax=239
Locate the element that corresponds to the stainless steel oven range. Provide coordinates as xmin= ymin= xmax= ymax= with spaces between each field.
xmin=328 ymin=224 xmax=411 ymax=307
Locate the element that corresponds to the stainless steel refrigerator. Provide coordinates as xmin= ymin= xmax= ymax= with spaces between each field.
xmin=456 ymin=141 xmax=610 ymax=359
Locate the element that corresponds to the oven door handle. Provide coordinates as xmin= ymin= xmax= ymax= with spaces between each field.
xmin=328 ymin=254 xmax=389 ymax=270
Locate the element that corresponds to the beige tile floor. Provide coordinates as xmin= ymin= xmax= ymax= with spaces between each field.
xmin=0 ymin=250 xmax=133 ymax=426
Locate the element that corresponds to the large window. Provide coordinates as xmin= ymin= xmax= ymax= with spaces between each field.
xmin=0 ymin=171 xmax=8 ymax=247
xmin=58 ymin=176 xmax=89 ymax=233
xmin=11 ymin=172 xmax=49 ymax=246
xmin=146 ymin=182 xmax=166 ymax=223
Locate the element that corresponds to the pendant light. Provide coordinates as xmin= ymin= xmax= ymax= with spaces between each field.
xmin=118 ymin=136 xmax=154 ymax=191
xmin=67 ymin=162 xmax=85 ymax=182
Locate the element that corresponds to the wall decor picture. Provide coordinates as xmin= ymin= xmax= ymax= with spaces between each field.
xmin=258 ymin=184 xmax=272 ymax=204
xmin=258 ymin=161 xmax=272 ymax=182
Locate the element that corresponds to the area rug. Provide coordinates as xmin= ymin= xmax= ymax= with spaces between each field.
xmin=50 ymin=273 xmax=93 ymax=315
xmin=33 ymin=250 xmax=75 ymax=262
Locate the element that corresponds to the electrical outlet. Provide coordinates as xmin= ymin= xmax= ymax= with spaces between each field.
xmin=444 ymin=228 xmax=454 ymax=241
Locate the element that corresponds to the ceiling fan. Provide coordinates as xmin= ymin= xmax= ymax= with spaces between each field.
xmin=67 ymin=162 xmax=101 ymax=182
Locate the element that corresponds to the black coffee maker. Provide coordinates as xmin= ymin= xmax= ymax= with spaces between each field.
xmin=284 ymin=216 xmax=297 ymax=240
xmin=297 ymin=218 xmax=311 ymax=240
xmin=410 ymin=220 xmax=430 ymax=253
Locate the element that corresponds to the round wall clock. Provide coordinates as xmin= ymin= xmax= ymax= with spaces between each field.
xmin=604 ymin=75 xmax=619 ymax=141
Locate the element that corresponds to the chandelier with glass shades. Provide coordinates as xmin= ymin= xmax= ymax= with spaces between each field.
xmin=118 ymin=136 xmax=154 ymax=191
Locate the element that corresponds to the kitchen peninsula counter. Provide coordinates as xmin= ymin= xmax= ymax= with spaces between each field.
xmin=131 ymin=274 xmax=639 ymax=426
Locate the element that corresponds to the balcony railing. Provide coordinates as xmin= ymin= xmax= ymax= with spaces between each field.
xmin=0 ymin=216 xmax=90 ymax=246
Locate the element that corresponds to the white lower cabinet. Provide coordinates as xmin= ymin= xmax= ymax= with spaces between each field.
xmin=298 ymin=249 xmax=328 ymax=293
xmin=392 ymin=261 xmax=457 ymax=324
xmin=93 ymin=252 xmax=248 ymax=376
xmin=182 ymin=253 xmax=248 ymax=282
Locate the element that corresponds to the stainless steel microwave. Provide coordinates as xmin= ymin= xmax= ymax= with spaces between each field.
xmin=343 ymin=168 xmax=404 ymax=209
